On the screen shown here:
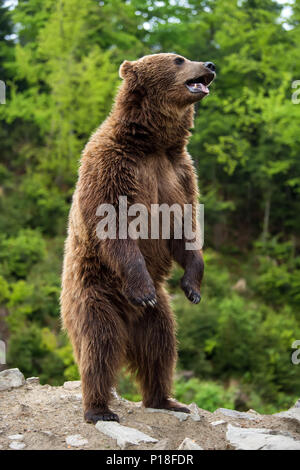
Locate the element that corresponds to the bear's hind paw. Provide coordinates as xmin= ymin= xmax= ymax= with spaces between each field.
xmin=146 ymin=399 xmax=191 ymax=414
xmin=84 ymin=408 xmax=120 ymax=424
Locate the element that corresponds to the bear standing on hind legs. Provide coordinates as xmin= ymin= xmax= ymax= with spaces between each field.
xmin=60 ymin=53 xmax=216 ymax=423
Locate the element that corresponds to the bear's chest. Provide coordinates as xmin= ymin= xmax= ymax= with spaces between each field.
xmin=136 ymin=153 xmax=187 ymax=206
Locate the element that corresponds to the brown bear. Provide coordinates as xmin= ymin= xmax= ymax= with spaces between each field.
xmin=60 ymin=53 xmax=215 ymax=423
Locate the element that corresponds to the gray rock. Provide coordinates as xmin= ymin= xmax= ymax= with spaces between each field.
xmin=26 ymin=377 xmax=40 ymax=385
xmin=188 ymin=403 xmax=201 ymax=422
xmin=145 ymin=408 xmax=189 ymax=422
xmin=211 ymin=420 xmax=226 ymax=426
xmin=226 ymin=424 xmax=300 ymax=450
xmin=63 ymin=380 xmax=81 ymax=390
xmin=247 ymin=409 xmax=260 ymax=415
xmin=111 ymin=387 xmax=131 ymax=403
xmin=95 ymin=421 xmax=158 ymax=449
xmin=66 ymin=434 xmax=88 ymax=447
xmin=60 ymin=393 xmax=70 ymax=400
xmin=216 ymin=408 xmax=256 ymax=420
xmin=178 ymin=437 xmax=203 ymax=450
xmin=60 ymin=392 xmax=82 ymax=401
xmin=111 ymin=387 xmax=121 ymax=400
xmin=9 ymin=441 xmax=26 ymax=450
xmin=42 ymin=384 xmax=51 ymax=390
xmin=275 ymin=407 xmax=300 ymax=424
xmin=8 ymin=434 xmax=24 ymax=440
xmin=0 ymin=368 xmax=25 ymax=391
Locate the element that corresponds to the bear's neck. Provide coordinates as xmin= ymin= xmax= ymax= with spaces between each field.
xmin=110 ymin=84 xmax=195 ymax=156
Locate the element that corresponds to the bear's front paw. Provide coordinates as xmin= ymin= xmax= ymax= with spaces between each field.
xmin=124 ymin=282 xmax=157 ymax=308
xmin=180 ymin=276 xmax=201 ymax=304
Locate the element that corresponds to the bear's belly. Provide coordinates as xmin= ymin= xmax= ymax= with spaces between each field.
xmin=138 ymin=237 xmax=172 ymax=283
xmin=134 ymin=153 xmax=188 ymax=282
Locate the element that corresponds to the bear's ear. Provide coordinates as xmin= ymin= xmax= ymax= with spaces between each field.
xmin=119 ymin=60 xmax=135 ymax=80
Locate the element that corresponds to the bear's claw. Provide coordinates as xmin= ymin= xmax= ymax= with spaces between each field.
xmin=124 ymin=281 xmax=157 ymax=308
xmin=84 ymin=409 xmax=120 ymax=424
xmin=181 ymin=278 xmax=201 ymax=304
xmin=130 ymin=294 xmax=157 ymax=308
xmin=187 ymin=290 xmax=201 ymax=304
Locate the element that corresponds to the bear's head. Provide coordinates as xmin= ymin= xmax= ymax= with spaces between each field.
xmin=119 ymin=53 xmax=216 ymax=108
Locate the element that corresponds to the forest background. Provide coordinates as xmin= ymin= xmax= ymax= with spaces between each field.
xmin=1 ymin=0 xmax=300 ymax=413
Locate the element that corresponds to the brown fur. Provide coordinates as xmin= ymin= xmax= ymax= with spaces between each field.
xmin=61 ymin=53 xmax=212 ymax=423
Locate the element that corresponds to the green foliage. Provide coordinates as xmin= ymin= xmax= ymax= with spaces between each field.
xmin=7 ymin=325 xmax=65 ymax=385
xmin=118 ymin=369 xmax=142 ymax=402
xmin=0 ymin=0 xmax=299 ymax=414
xmin=0 ymin=229 xmax=46 ymax=278
xmin=212 ymin=295 xmax=263 ymax=376
xmin=175 ymin=379 xmax=236 ymax=412
xmin=0 ymin=275 xmax=9 ymax=303
xmin=172 ymin=247 xmax=300 ymax=411
xmin=57 ymin=342 xmax=80 ymax=382
xmin=253 ymin=237 xmax=300 ymax=309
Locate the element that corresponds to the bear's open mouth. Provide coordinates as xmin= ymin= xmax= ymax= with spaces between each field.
xmin=185 ymin=73 xmax=214 ymax=95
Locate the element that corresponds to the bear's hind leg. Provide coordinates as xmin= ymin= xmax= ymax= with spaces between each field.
xmin=127 ymin=288 xmax=190 ymax=414
xmin=73 ymin=292 xmax=127 ymax=423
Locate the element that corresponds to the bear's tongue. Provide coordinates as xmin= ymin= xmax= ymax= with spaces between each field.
xmin=188 ymin=82 xmax=209 ymax=95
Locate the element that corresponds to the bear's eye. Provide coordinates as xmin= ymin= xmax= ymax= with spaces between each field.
xmin=174 ymin=57 xmax=185 ymax=65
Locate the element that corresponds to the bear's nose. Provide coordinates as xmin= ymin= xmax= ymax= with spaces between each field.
xmin=204 ymin=61 xmax=216 ymax=72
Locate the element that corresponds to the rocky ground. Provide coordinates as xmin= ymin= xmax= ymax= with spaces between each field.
xmin=1 ymin=368 xmax=300 ymax=450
